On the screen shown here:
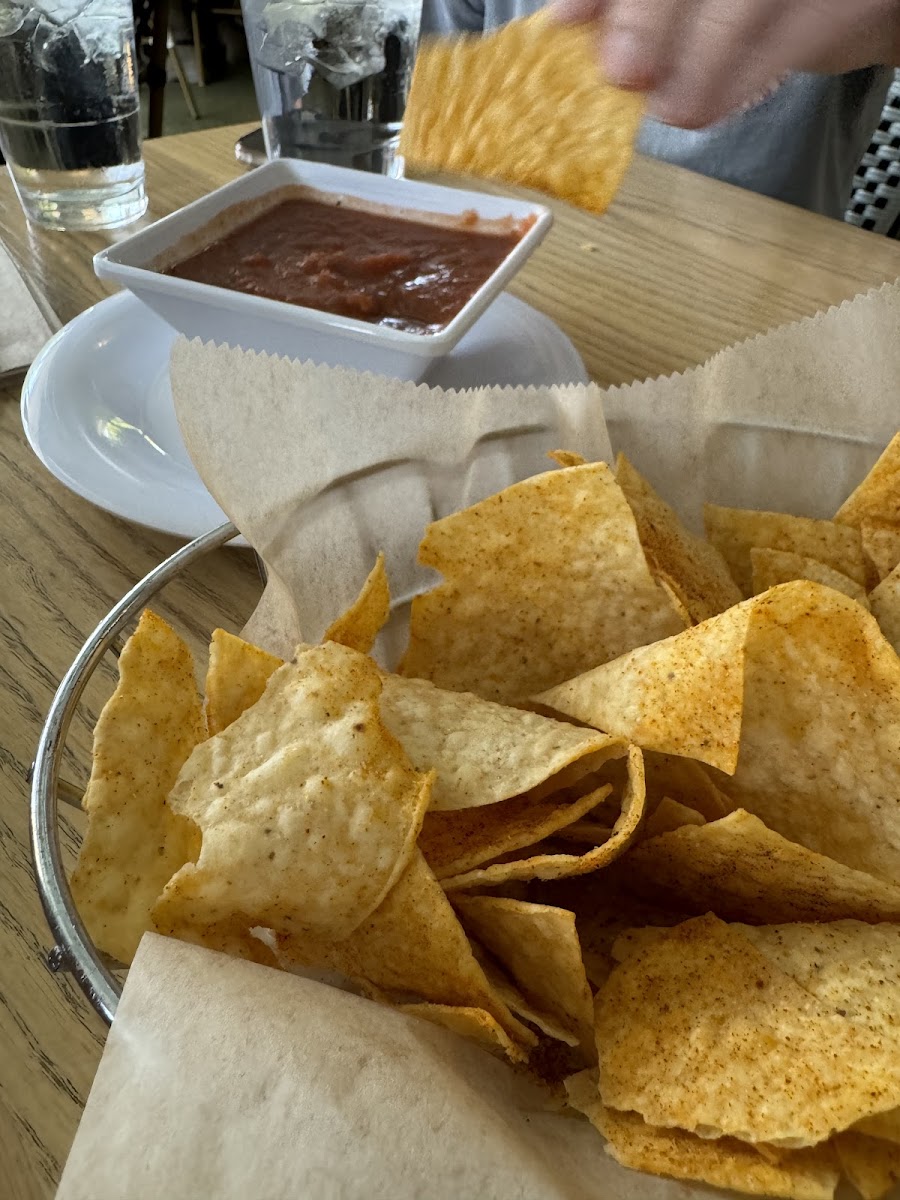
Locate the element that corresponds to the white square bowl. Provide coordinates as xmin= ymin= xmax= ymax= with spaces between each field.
xmin=94 ymin=158 xmax=553 ymax=382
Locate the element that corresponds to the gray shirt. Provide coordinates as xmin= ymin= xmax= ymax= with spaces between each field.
xmin=421 ymin=0 xmax=893 ymax=219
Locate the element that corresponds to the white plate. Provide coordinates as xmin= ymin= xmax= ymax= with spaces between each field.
xmin=21 ymin=290 xmax=588 ymax=540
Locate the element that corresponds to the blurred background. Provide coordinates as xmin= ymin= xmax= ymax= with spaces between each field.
xmin=133 ymin=0 xmax=259 ymax=137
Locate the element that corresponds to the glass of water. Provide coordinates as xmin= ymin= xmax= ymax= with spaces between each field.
xmin=0 ymin=0 xmax=146 ymax=231
xmin=241 ymin=0 xmax=423 ymax=177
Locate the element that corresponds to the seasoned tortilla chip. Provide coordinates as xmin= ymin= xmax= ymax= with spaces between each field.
xmin=565 ymin=1071 xmax=839 ymax=1200
xmin=854 ymin=1111 xmax=900 ymax=1145
xmin=729 ymin=584 xmax=900 ymax=881
xmin=596 ymin=914 xmax=900 ymax=1146
xmin=380 ymin=676 xmax=626 ymax=811
xmin=323 ymin=552 xmax=390 ymax=654
xmin=157 ymin=642 xmax=431 ymax=943
xmin=399 ymin=462 xmax=687 ymax=704
xmin=861 ymin=520 xmax=900 ymax=584
xmin=643 ymin=750 xmax=732 ymax=821
xmin=454 ymin=896 xmax=594 ymax=1057
xmin=536 ymin=599 xmax=752 ymax=773
xmin=870 ymin=564 xmax=900 ymax=653
xmin=750 ymin=547 xmax=869 ymax=607
xmin=71 ymin=610 xmax=205 ymax=965
xmin=620 ymin=810 xmax=900 ymax=924
xmin=642 ymin=797 xmax=705 ymax=838
xmin=205 ymin=628 xmax=281 ymax=736
xmin=548 ymin=449 xmax=587 ymax=468
xmin=397 ymin=1003 xmax=524 ymax=1062
xmin=277 ymin=849 xmax=534 ymax=1047
xmin=442 ymin=745 xmax=646 ymax=890
xmin=474 ymin=949 xmax=580 ymax=1046
xmin=736 ymin=921 xmax=900 ymax=1035
xmin=539 ymin=583 xmax=900 ymax=883
xmin=705 ymin=503 xmax=866 ymax=595
xmin=400 ymin=12 xmax=644 ymax=214
xmin=836 ymin=433 xmax=900 ymax=528
xmin=833 ymin=1132 xmax=900 ymax=1200
xmin=420 ymin=782 xmax=615 ymax=879
xmin=616 ymin=454 xmax=742 ymax=622
xmin=200 ymin=631 xmax=622 ymax=813
xmin=149 ymin=901 xmax=278 ymax=967
xmin=553 ymin=819 xmax=614 ymax=844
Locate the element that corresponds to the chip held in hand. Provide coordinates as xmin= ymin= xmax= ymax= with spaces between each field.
xmin=400 ymin=12 xmax=645 ymax=214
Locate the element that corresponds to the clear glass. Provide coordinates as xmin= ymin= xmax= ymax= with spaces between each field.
xmin=0 ymin=0 xmax=147 ymax=231
xmin=241 ymin=0 xmax=423 ymax=177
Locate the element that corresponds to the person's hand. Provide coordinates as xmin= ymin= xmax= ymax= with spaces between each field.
xmin=552 ymin=0 xmax=900 ymax=128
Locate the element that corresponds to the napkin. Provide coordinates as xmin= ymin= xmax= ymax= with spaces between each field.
xmin=169 ymin=350 xmax=613 ymax=660
xmin=169 ymin=283 xmax=900 ymax=662
xmin=0 ymin=241 xmax=56 ymax=382
xmin=55 ymin=934 xmax=695 ymax=1200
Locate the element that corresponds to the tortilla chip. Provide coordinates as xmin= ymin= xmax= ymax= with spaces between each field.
xmin=277 ymin=849 xmax=535 ymax=1047
xmin=156 ymin=642 xmax=432 ymax=943
xmin=454 ymin=896 xmax=594 ymax=1057
xmin=705 ymin=504 xmax=866 ymax=595
xmin=736 ymin=921 xmax=900 ymax=1035
xmin=400 ymin=12 xmax=644 ymax=214
xmin=199 ymin=631 xmax=622 ymax=813
xmin=854 ymin=1111 xmax=900 ymax=1144
xmin=861 ymin=520 xmax=900 ymax=584
xmin=442 ymin=744 xmax=647 ymax=890
xmin=836 ymin=433 xmax=900 ymax=528
xmin=71 ymin=610 xmax=205 ymax=965
xmin=833 ymin=1132 xmax=900 ymax=1200
xmin=548 ymin=449 xmax=587 ymax=468
xmin=323 ymin=552 xmax=390 ymax=654
xmin=205 ymin=628 xmax=282 ymax=736
xmin=619 ymin=810 xmax=900 ymax=924
xmin=869 ymin=564 xmax=900 ymax=653
xmin=596 ymin=914 xmax=900 ymax=1146
xmin=473 ymin=949 xmax=580 ymax=1047
xmin=642 ymin=796 xmax=705 ymax=838
xmin=565 ymin=1071 xmax=839 ymax=1200
xmin=750 ymin=547 xmax=870 ymax=607
xmin=643 ymin=750 xmax=732 ymax=821
xmin=616 ymin=454 xmax=742 ymax=622
xmin=539 ymin=583 xmax=900 ymax=883
xmin=553 ymin=819 xmax=614 ymax=844
xmin=420 ymin=782 xmax=615 ymax=879
xmin=399 ymin=462 xmax=687 ymax=704
xmin=729 ymin=584 xmax=900 ymax=881
xmin=536 ymin=598 xmax=752 ymax=774
xmin=397 ymin=1003 xmax=523 ymax=1062
xmin=531 ymin=870 xmax=692 ymax=988
xmin=149 ymin=901 xmax=278 ymax=967
xmin=380 ymin=675 xmax=626 ymax=811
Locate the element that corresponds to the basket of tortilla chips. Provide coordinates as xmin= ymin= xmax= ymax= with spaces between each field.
xmin=31 ymin=434 xmax=900 ymax=1200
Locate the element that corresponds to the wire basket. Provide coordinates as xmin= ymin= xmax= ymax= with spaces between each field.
xmin=29 ymin=522 xmax=241 ymax=1026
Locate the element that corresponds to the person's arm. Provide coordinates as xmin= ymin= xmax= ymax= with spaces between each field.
xmin=552 ymin=0 xmax=900 ymax=128
xmin=420 ymin=0 xmax=486 ymax=36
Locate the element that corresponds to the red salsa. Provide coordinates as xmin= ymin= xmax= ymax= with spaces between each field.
xmin=164 ymin=195 xmax=530 ymax=334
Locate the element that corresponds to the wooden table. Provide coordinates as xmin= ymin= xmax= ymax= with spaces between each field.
xmin=3 ymin=122 xmax=900 ymax=1199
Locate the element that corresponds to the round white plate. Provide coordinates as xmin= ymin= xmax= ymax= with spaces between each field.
xmin=21 ymin=290 xmax=588 ymax=540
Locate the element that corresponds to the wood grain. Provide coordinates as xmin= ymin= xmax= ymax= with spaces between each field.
xmin=2 ymin=122 xmax=900 ymax=1198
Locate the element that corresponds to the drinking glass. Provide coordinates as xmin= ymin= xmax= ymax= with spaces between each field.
xmin=241 ymin=0 xmax=423 ymax=177
xmin=0 ymin=0 xmax=147 ymax=230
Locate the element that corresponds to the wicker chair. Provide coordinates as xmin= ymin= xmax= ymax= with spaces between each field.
xmin=845 ymin=70 xmax=900 ymax=237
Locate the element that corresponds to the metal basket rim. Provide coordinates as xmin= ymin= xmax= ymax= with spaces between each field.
xmin=30 ymin=521 xmax=240 ymax=1026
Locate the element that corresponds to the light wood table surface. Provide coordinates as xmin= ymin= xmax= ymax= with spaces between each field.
xmin=3 ymin=122 xmax=900 ymax=1199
